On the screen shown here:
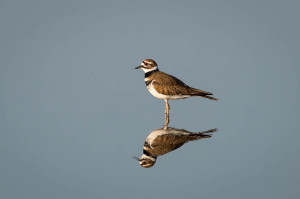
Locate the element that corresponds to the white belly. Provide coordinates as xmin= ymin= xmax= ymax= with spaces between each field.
xmin=147 ymin=82 xmax=190 ymax=100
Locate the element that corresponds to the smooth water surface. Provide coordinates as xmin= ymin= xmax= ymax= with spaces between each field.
xmin=1 ymin=1 xmax=299 ymax=198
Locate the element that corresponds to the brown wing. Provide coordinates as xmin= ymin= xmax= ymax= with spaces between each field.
xmin=150 ymin=134 xmax=189 ymax=156
xmin=149 ymin=128 xmax=217 ymax=156
xmin=152 ymin=71 xmax=216 ymax=99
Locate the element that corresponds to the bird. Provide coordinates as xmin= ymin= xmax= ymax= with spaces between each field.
xmin=135 ymin=59 xmax=217 ymax=125
xmin=134 ymin=127 xmax=217 ymax=168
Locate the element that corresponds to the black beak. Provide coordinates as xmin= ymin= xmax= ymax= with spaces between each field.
xmin=133 ymin=156 xmax=140 ymax=161
xmin=135 ymin=65 xmax=143 ymax=69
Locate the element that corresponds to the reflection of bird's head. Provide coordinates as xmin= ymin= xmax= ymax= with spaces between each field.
xmin=139 ymin=157 xmax=156 ymax=168
xmin=135 ymin=154 xmax=157 ymax=168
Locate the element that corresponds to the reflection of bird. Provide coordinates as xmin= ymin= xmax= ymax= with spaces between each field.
xmin=136 ymin=127 xmax=217 ymax=168
xmin=135 ymin=59 xmax=218 ymax=125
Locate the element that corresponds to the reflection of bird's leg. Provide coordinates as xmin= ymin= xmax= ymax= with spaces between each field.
xmin=164 ymin=99 xmax=170 ymax=127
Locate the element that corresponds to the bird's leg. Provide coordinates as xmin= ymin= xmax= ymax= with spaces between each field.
xmin=164 ymin=115 xmax=169 ymax=129
xmin=164 ymin=99 xmax=170 ymax=127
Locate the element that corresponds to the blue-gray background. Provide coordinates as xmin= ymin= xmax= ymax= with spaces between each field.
xmin=1 ymin=0 xmax=299 ymax=198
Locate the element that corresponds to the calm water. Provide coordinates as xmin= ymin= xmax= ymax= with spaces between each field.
xmin=1 ymin=1 xmax=299 ymax=199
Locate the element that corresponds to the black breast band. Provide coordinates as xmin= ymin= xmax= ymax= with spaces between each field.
xmin=145 ymin=80 xmax=153 ymax=86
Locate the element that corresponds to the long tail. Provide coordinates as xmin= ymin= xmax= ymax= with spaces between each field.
xmin=200 ymin=95 xmax=218 ymax=101
xmin=189 ymin=88 xmax=218 ymax=101
xmin=188 ymin=128 xmax=218 ymax=141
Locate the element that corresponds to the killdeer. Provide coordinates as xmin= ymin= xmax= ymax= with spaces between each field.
xmin=134 ymin=127 xmax=217 ymax=168
xmin=135 ymin=59 xmax=217 ymax=125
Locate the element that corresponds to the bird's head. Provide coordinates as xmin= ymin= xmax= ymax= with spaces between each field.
xmin=133 ymin=155 xmax=156 ymax=168
xmin=135 ymin=59 xmax=158 ymax=73
xmin=139 ymin=157 xmax=156 ymax=168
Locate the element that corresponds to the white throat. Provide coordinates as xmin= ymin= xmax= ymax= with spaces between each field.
xmin=140 ymin=63 xmax=158 ymax=73
xmin=140 ymin=154 xmax=156 ymax=161
xmin=141 ymin=66 xmax=158 ymax=73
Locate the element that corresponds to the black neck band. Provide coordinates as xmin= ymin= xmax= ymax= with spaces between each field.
xmin=145 ymin=69 xmax=158 ymax=78
xmin=143 ymin=141 xmax=157 ymax=159
xmin=143 ymin=149 xmax=154 ymax=157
